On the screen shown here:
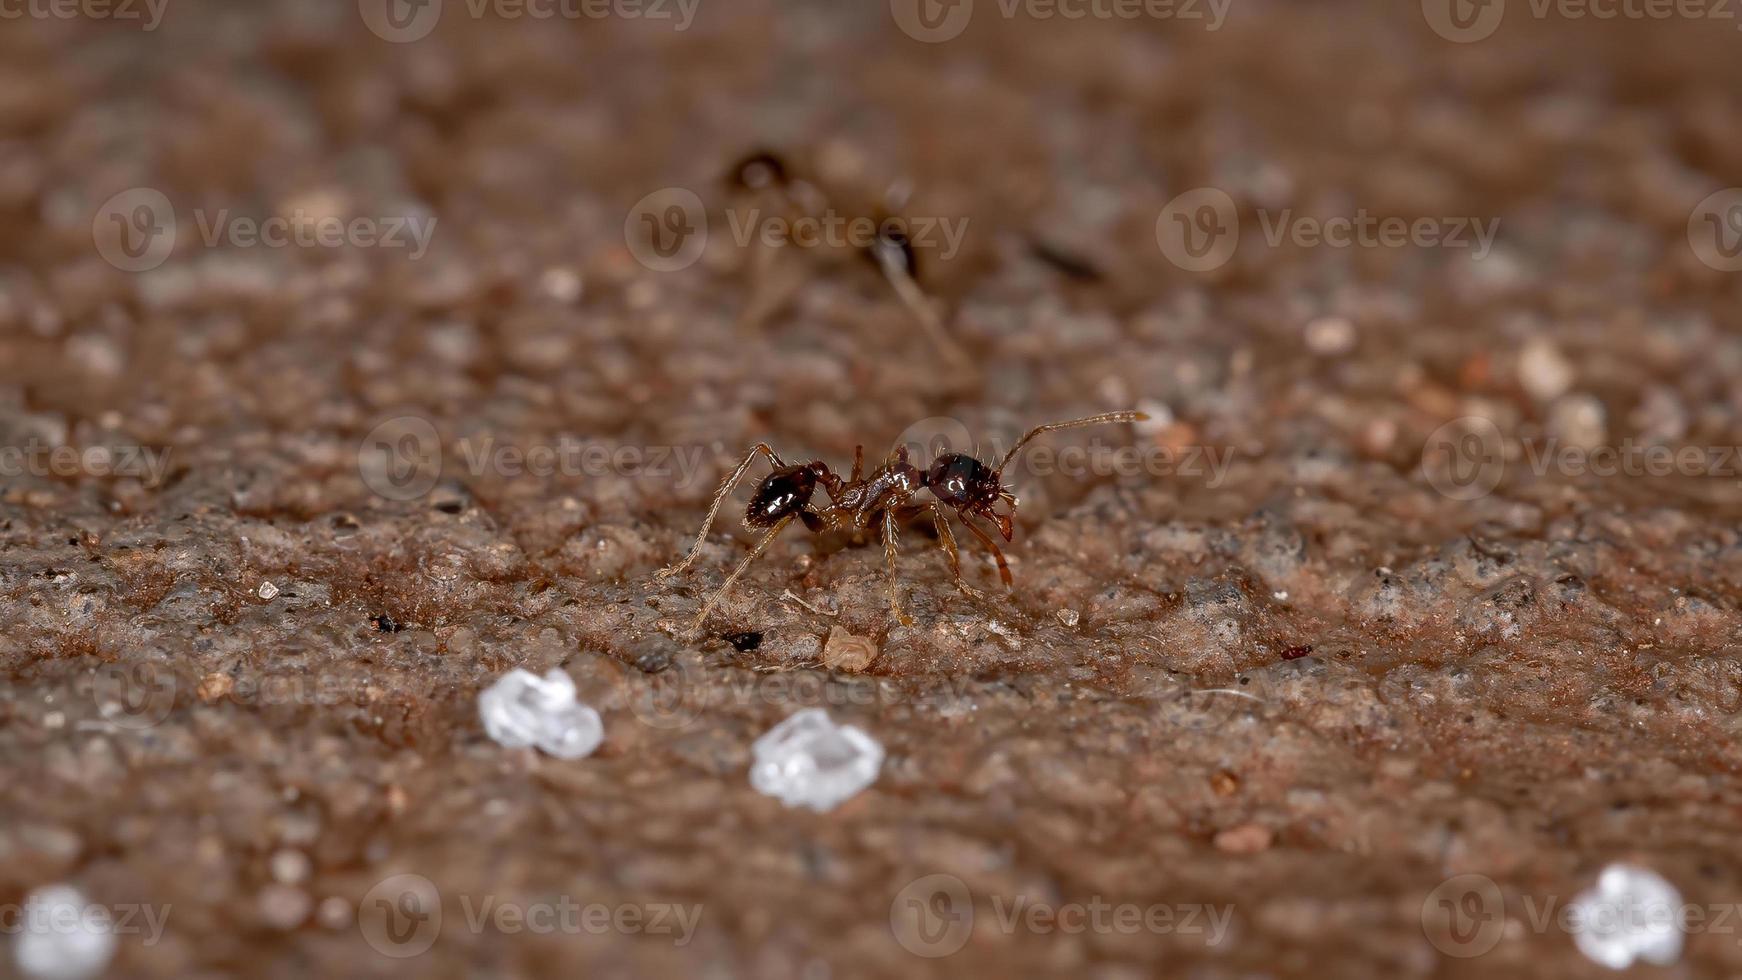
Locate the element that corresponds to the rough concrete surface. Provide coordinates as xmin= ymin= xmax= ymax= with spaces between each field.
xmin=2 ymin=1 xmax=1742 ymax=977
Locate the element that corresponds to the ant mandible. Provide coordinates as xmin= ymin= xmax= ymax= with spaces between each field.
xmin=656 ymin=411 xmax=1146 ymax=635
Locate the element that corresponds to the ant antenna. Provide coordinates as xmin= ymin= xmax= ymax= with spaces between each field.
xmin=995 ymin=411 xmax=1149 ymax=475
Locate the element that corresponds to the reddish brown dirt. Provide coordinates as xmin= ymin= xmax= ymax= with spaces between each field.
xmin=3 ymin=2 xmax=1742 ymax=978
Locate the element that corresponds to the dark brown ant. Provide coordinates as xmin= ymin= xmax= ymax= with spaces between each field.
xmin=657 ymin=411 xmax=1146 ymax=635
xmin=723 ymin=149 xmax=972 ymax=369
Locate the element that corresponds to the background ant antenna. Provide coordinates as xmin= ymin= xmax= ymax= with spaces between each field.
xmin=995 ymin=411 xmax=1149 ymax=476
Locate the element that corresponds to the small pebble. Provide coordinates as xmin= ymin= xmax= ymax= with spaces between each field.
xmin=1056 ymin=608 xmax=1081 ymax=628
xmin=1519 ymin=337 xmax=1574 ymax=401
xmin=1304 ymin=315 xmax=1356 ymax=356
xmin=11 ymin=885 xmax=115 ymax=980
xmin=749 ymin=708 xmax=883 ymax=813
xmin=270 ymin=849 xmax=310 ymax=885
xmin=477 ymin=668 xmax=604 ymax=760
xmin=258 ymin=884 xmax=311 ymax=931
xmin=1568 ymin=864 xmax=1683 ymax=970
xmin=1214 ymin=823 xmax=1274 ymax=854
xmin=316 ymin=896 xmax=352 ymax=930
xmin=1547 ymin=393 xmax=1608 ymax=450
xmin=539 ymin=266 xmax=583 ymax=303
xmin=197 ymin=673 xmax=233 ymax=703
xmin=257 ymin=581 xmax=279 ymax=601
xmin=821 ymin=626 xmax=878 ymax=672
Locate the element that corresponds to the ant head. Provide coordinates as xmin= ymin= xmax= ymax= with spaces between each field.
xmin=926 ymin=411 xmax=1150 ymax=539
xmin=727 ymin=151 xmax=790 ymax=193
xmin=924 ymin=453 xmax=1017 ymax=539
xmin=746 ymin=463 xmax=826 ymax=528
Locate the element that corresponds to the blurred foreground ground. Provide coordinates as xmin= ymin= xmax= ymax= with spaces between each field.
xmin=2 ymin=1 xmax=1742 ymax=977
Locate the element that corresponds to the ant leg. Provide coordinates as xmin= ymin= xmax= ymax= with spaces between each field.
xmin=850 ymin=445 xmax=864 ymax=482
xmin=960 ymin=513 xmax=1014 ymax=589
xmin=657 ymin=443 xmax=785 ymax=580
xmin=871 ymin=246 xmax=974 ymax=371
xmin=690 ymin=513 xmax=797 ymax=635
xmin=881 ymin=510 xmax=915 ymax=627
xmin=921 ymin=502 xmax=984 ymax=600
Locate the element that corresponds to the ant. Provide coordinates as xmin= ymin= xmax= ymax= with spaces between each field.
xmin=723 ymin=149 xmax=972 ymax=370
xmin=657 ymin=411 xmax=1146 ymax=635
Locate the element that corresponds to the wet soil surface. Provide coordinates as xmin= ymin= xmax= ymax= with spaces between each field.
xmin=3 ymin=1 xmax=1742 ymax=977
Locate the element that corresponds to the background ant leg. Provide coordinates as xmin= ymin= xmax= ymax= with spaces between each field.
xmin=920 ymin=502 xmax=984 ymax=600
xmin=881 ymin=510 xmax=915 ymax=626
xmin=690 ymin=512 xmax=797 ymax=635
xmin=960 ymin=513 xmax=1014 ymax=588
xmin=657 ymin=443 xmax=785 ymax=580
xmin=870 ymin=243 xmax=974 ymax=372
xmin=850 ymin=445 xmax=864 ymax=482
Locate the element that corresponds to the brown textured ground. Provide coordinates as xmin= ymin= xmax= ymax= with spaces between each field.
xmin=3 ymin=1 xmax=1742 ymax=977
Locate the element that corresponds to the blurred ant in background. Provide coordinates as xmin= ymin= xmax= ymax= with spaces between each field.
xmin=657 ymin=411 xmax=1145 ymax=635
xmin=722 ymin=149 xmax=973 ymax=369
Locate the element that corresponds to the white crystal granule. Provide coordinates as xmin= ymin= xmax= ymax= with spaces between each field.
xmin=1569 ymin=863 xmax=1684 ymax=970
xmin=478 ymin=668 xmax=603 ymax=759
xmin=749 ymin=708 xmax=883 ymax=812
xmin=12 ymin=885 xmax=117 ymax=980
